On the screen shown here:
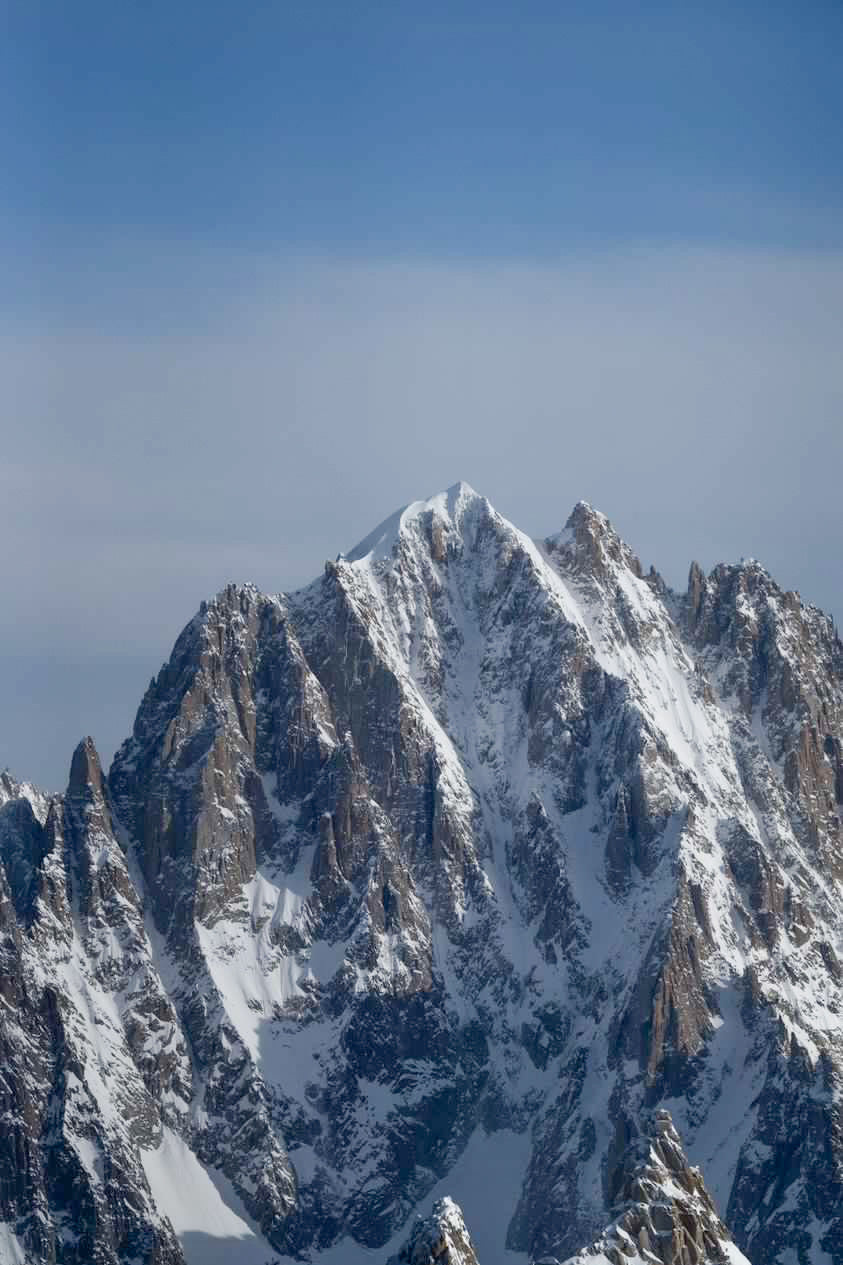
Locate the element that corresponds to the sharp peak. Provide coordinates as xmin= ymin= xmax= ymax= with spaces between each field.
xmin=0 ymin=768 xmax=24 ymax=794
xmin=68 ymin=736 xmax=106 ymax=798
xmin=344 ymin=481 xmax=491 ymax=564
xmin=552 ymin=500 xmax=643 ymax=579
xmin=564 ymin=499 xmax=616 ymax=535
xmin=567 ymin=497 xmax=606 ymax=519
xmin=70 ymin=735 xmax=101 ymax=767
xmin=389 ymin=1194 xmax=479 ymax=1265
xmin=0 ymin=769 xmax=54 ymax=819
xmin=385 ymin=480 xmax=487 ymax=525
xmin=445 ymin=478 xmax=480 ymax=499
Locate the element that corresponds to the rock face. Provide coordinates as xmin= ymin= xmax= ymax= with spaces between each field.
xmin=0 ymin=761 xmax=185 ymax=1265
xmin=1 ymin=483 xmax=843 ymax=1264
xmin=562 ymin=1110 xmax=748 ymax=1265
xmin=388 ymin=1197 xmax=479 ymax=1265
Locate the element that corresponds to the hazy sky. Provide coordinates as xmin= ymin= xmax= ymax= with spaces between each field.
xmin=3 ymin=3 xmax=843 ymax=788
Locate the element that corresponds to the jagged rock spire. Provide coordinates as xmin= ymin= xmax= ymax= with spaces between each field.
xmin=387 ymin=1198 xmax=480 ymax=1265
xmin=554 ymin=500 xmax=644 ymax=579
xmin=67 ymin=735 xmax=107 ymax=800
xmin=564 ymin=1111 xmax=747 ymax=1265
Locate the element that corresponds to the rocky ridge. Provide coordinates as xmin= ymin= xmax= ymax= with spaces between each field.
xmin=561 ymin=1110 xmax=747 ymax=1265
xmin=385 ymin=1111 xmax=744 ymax=1265
xmin=1 ymin=483 xmax=842 ymax=1264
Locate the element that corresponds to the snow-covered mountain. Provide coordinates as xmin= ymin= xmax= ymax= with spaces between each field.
xmin=1 ymin=483 xmax=842 ymax=1265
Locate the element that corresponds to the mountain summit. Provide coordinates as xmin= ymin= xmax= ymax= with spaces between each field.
xmin=1 ymin=487 xmax=842 ymax=1265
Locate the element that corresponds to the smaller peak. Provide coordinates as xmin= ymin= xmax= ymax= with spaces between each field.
xmin=68 ymin=737 xmax=105 ymax=799
xmin=566 ymin=499 xmax=610 ymax=531
xmin=206 ymin=580 xmax=265 ymax=610
xmin=194 ymin=582 xmax=275 ymax=628
xmin=686 ymin=560 xmax=708 ymax=626
xmin=551 ymin=501 xmax=642 ymax=580
xmin=388 ymin=1196 xmax=479 ymax=1265
xmin=708 ymin=555 xmax=777 ymax=602
xmin=0 ymin=770 xmax=52 ymax=822
xmin=0 ymin=768 xmax=20 ymax=801
xmin=710 ymin=555 xmax=772 ymax=584
xmin=562 ymin=502 xmax=622 ymax=549
xmin=577 ymin=1111 xmax=744 ymax=1265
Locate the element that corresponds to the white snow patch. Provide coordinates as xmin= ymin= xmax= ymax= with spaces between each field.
xmin=73 ymin=1135 xmax=103 ymax=1185
xmin=0 ymin=1223 xmax=27 ymax=1263
xmin=141 ymin=1128 xmax=275 ymax=1265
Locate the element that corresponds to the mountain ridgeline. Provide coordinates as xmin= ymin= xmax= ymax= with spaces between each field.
xmin=1 ymin=484 xmax=842 ymax=1265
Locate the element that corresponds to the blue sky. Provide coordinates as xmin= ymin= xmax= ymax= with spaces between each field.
xmin=5 ymin=2 xmax=843 ymax=259
xmin=3 ymin=3 xmax=843 ymax=787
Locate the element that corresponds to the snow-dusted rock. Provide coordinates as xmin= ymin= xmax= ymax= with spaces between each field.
xmin=562 ymin=1111 xmax=749 ymax=1265
xmin=388 ymin=1196 xmax=479 ymax=1265
xmin=0 ymin=746 xmax=184 ymax=1264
